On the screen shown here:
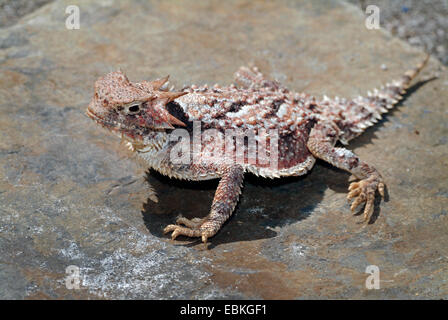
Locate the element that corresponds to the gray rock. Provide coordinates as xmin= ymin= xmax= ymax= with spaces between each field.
xmin=0 ymin=0 xmax=447 ymax=299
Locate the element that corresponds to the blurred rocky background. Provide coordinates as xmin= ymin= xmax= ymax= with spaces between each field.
xmin=3 ymin=0 xmax=446 ymax=65
xmin=0 ymin=0 xmax=53 ymax=28
xmin=346 ymin=0 xmax=448 ymax=65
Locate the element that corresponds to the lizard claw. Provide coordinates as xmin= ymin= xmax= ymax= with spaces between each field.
xmin=347 ymin=177 xmax=385 ymax=222
xmin=163 ymin=224 xmax=202 ymax=240
xmin=163 ymin=216 xmax=212 ymax=243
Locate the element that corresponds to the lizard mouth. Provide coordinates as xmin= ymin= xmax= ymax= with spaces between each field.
xmin=86 ymin=107 xmax=100 ymax=122
xmin=86 ymin=107 xmax=116 ymax=129
xmin=86 ymin=106 xmax=141 ymax=142
xmin=86 ymin=106 xmax=123 ymax=129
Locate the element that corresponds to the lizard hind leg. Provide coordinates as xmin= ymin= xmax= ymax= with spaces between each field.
xmin=307 ymin=121 xmax=385 ymax=222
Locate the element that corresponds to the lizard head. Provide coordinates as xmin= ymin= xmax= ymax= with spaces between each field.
xmin=86 ymin=71 xmax=186 ymax=141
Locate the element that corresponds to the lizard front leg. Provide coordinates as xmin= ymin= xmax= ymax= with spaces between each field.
xmin=307 ymin=121 xmax=385 ymax=222
xmin=164 ymin=165 xmax=244 ymax=243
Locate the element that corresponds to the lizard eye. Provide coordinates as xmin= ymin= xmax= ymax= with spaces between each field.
xmin=129 ymin=104 xmax=140 ymax=112
xmin=125 ymin=103 xmax=141 ymax=114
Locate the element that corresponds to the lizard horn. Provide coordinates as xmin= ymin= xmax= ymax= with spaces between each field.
xmin=158 ymin=91 xmax=188 ymax=102
xmin=150 ymin=75 xmax=170 ymax=90
xmin=167 ymin=114 xmax=186 ymax=127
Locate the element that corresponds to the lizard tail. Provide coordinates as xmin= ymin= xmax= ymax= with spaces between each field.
xmin=336 ymin=54 xmax=430 ymax=144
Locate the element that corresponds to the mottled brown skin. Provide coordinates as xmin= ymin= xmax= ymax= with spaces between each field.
xmin=86 ymin=55 xmax=429 ymax=244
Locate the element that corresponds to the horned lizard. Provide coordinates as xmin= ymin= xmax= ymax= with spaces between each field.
xmin=86 ymin=55 xmax=429 ymax=243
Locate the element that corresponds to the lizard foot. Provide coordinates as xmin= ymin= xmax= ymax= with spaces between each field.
xmin=347 ymin=176 xmax=385 ymax=222
xmin=163 ymin=217 xmax=213 ymax=243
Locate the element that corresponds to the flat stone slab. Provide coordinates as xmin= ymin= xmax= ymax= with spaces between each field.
xmin=0 ymin=0 xmax=447 ymax=299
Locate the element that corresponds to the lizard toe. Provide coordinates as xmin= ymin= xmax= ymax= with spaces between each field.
xmin=347 ymin=177 xmax=383 ymax=222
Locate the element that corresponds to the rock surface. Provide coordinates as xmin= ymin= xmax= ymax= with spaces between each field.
xmin=346 ymin=0 xmax=448 ymax=66
xmin=0 ymin=0 xmax=447 ymax=299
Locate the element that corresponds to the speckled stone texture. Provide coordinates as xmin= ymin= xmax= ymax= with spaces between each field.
xmin=346 ymin=0 xmax=448 ymax=66
xmin=0 ymin=0 xmax=447 ymax=299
